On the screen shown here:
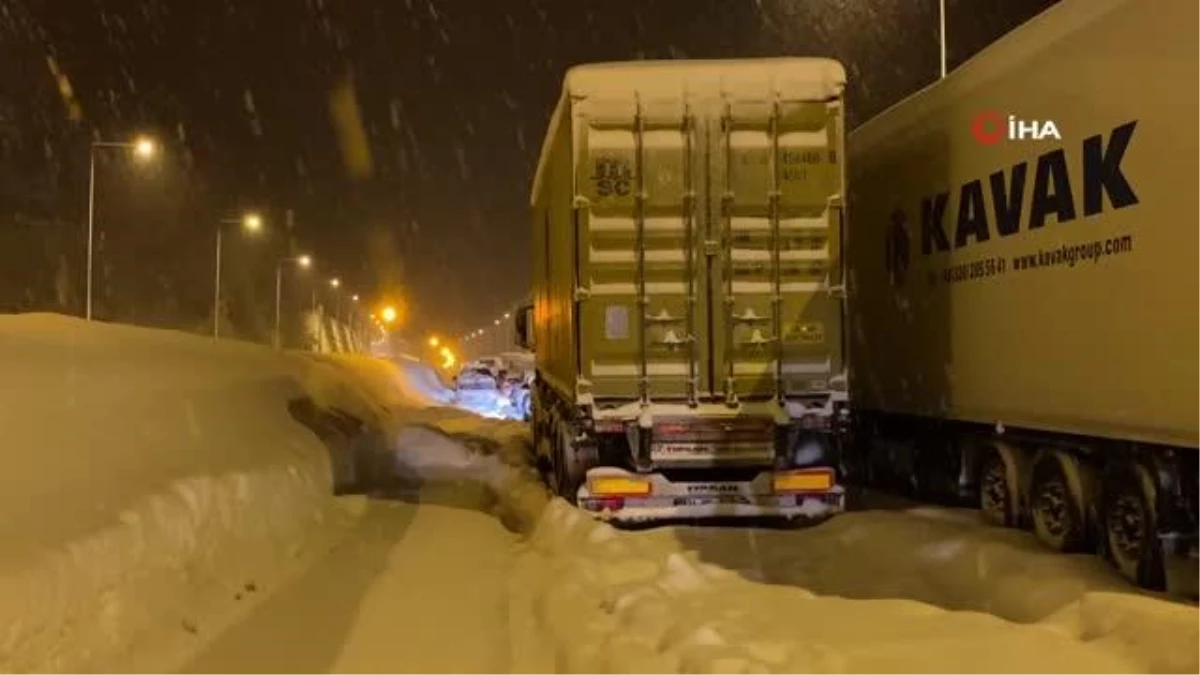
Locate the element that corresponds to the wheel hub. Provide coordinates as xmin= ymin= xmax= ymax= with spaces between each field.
xmin=1109 ymin=493 xmax=1144 ymax=562
xmin=1035 ymin=479 xmax=1069 ymax=538
xmin=982 ymin=460 xmax=1008 ymax=515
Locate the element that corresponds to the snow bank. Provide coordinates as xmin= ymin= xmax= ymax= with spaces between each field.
xmin=672 ymin=505 xmax=1142 ymax=622
xmin=513 ymin=503 xmax=1180 ymax=674
xmin=303 ymin=352 xmax=450 ymax=412
xmin=386 ymin=354 xmax=456 ymax=406
xmin=0 ymin=314 xmax=396 ymax=672
xmin=387 ymin=418 xmax=1200 ymax=674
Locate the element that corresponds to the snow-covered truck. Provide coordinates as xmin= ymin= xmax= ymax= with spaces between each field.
xmin=514 ymin=58 xmax=850 ymax=521
xmin=843 ymin=0 xmax=1198 ymax=591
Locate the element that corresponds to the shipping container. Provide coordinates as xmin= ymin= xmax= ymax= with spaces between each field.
xmin=516 ymin=58 xmax=850 ymax=521
xmin=844 ymin=0 xmax=1198 ymax=592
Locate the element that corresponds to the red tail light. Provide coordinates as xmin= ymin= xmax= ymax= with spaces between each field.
xmin=583 ymin=497 xmax=625 ymax=511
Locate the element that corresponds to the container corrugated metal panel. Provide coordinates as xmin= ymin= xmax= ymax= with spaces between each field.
xmin=846 ymin=0 xmax=1198 ymax=448
xmin=531 ymin=98 xmax=578 ymax=400
xmin=531 ymin=58 xmax=847 ymax=407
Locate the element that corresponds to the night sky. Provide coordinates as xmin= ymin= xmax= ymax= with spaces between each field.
xmin=0 ymin=0 xmax=1057 ymax=341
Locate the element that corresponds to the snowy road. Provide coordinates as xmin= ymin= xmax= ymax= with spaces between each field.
xmin=179 ymin=414 xmax=1195 ymax=674
xmin=184 ymin=493 xmax=521 ymax=674
xmin=1 ymin=315 xmax=1193 ymax=674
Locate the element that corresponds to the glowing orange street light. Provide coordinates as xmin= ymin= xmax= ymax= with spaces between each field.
xmin=133 ymin=136 xmax=157 ymax=159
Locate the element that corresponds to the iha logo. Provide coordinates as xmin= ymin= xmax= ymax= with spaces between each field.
xmin=970 ymin=110 xmax=1062 ymax=146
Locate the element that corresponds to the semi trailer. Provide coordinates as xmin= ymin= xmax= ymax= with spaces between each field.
xmin=514 ymin=58 xmax=850 ymax=522
xmin=844 ymin=0 xmax=1198 ymax=592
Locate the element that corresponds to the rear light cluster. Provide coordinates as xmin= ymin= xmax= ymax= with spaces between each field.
xmin=589 ymin=476 xmax=652 ymax=497
xmin=772 ymin=468 xmax=835 ymax=494
xmin=583 ymin=497 xmax=625 ymax=512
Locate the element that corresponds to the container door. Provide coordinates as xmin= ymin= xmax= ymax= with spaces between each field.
xmin=711 ymin=97 xmax=845 ymax=403
xmin=575 ymin=97 xmax=708 ymax=402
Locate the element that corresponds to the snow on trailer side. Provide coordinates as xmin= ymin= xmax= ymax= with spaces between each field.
xmin=844 ymin=0 xmax=1198 ymax=592
xmin=524 ymin=58 xmax=850 ymax=522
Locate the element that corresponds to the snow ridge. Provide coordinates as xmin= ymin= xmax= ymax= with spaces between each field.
xmin=389 ymin=420 xmax=1198 ymax=674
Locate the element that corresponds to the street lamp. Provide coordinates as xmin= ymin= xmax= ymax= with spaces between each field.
xmin=274 ymin=254 xmax=312 ymax=349
xmin=213 ymin=212 xmax=264 ymax=339
xmin=134 ymin=137 xmax=156 ymax=159
xmin=85 ymin=135 xmax=158 ymax=321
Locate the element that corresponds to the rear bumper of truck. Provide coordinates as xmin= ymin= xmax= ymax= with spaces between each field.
xmin=576 ymin=466 xmax=845 ymax=523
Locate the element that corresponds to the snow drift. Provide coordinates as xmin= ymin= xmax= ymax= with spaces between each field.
xmin=0 ymin=314 xmax=388 ymax=672
xmin=389 ymin=420 xmax=1200 ymax=674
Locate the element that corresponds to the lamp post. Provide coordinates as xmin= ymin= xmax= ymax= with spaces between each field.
xmin=939 ymin=0 xmax=947 ymax=79
xmin=274 ymin=254 xmax=312 ymax=349
xmin=349 ymin=293 xmax=360 ymax=350
xmin=86 ymin=136 xmax=157 ymax=321
xmin=329 ymin=277 xmax=342 ymax=321
xmin=213 ymin=212 xmax=263 ymax=339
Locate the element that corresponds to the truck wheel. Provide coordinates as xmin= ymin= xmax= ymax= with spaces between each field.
xmin=1102 ymin=463 xmax=1166 ymax=590
xmin=535 ymin=435 xmax=554 ymax=485
xmin=551 ymin=420 xmax=585 ymax=503
xmin=980 ymin=449 xmax=1018 ymax=528
xmin=1030 ymin=452 xmax=1086 ymax=553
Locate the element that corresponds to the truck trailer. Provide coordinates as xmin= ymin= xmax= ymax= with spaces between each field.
xmin=514 ymin=58 xmax=850 ymax=522
xmin=844 ymin=0 xmax=1198 ymax=591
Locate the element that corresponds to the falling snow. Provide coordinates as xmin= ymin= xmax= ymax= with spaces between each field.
xmin=0 ymin=0 xmax=1060 ymax=338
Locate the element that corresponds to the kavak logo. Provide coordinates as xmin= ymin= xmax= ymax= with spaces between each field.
xmin=971 ymin=110 xmax=1062 ymax=146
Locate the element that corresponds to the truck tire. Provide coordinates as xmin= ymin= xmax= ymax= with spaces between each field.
xmin=550 ymin=419 xmax=585 ymax=502
xmin=1030 ymin=451 xmax=1086 ymax=553
xmin=980 ymin=447 xmax=1019 ymax=528
xmin=1102 ymin=461 xmax=1166 ymax=590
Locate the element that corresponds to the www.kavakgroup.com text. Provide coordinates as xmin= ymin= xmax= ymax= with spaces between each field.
xmin=931 ymin=234 xmax=1134 ymax=286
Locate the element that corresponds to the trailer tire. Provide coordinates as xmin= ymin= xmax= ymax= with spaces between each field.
xmin=550 ymin=419 xmax=585 ymax=503
xmin=980 ymin=447 xmax=1019 ymax=528
xmin=535 ymin=435 xmax=554 ymax=486
xmin=1102 ymin=462 xmax=1166 ymax=590
xmin=1031 ymin=451 xmax=1086 ymax=553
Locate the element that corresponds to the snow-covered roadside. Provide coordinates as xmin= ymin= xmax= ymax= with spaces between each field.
xmin=671 ymin=503 xmax=1185 ymax=625
xmin=0 ymin=315 xmax=396 ymax=672
xmin=390 ymin=420 xmax=1200 ymax=674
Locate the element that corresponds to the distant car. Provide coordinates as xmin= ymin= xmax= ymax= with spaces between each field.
xmin=495 ymin=354 xmax=534 ymax=419
xmin=499 ymin=370 xmax=533 ymax=421
xmin=453 ymin=366 xmax=499 ymax=391
xmin=453 ymin=354 xmax=535 ymax=420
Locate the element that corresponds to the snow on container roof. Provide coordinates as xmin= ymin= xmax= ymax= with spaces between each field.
xmin=530 ymin=58 xmax=846 ymax=205
xmin=565 ymin=57 xmax=845 ymax=102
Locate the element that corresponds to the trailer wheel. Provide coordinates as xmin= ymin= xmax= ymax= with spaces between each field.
xmin=1102 ymin=463 xmax=1166 ymax=590
xmin=549 ymin=420 xmax=584 ymax=503
xmin=535 ymin=435 xmax=554 ymax=486
xmin=1030 ymin=452 xmax=1086 ymax=553
xmin=980 ymin=449 xmax=1018 ymax=528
